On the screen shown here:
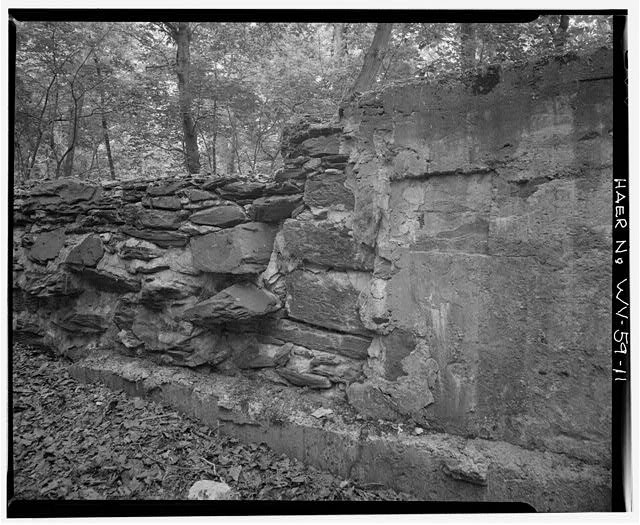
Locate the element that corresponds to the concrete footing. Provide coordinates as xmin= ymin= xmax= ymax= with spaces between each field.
xmin=69 ymin=351 xmax=611 ymax=512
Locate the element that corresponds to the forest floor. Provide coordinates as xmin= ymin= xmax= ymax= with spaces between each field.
xmin=11 ymin=344 xmax=414 ymax=501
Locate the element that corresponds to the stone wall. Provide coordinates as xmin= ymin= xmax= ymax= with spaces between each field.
xmin=13 ymin=119 xmax=373 ymax=401
xmin=13 ymin=48 xmax=612 ymax=500
xmin=342 ymin=48 xmax=613 ymax=467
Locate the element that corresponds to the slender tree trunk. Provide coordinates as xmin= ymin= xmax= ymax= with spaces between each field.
xmin=62 ymin=92 xmax=84 ymax=178
xmin=350 ymin=23 xmax=393 ymax=95
xmin=459 ymin=23 xmax=476 ymax=71
xmin=226 ymin=139 xmax=235 ymax=175
xmin=93 ymin=55 xmax=116 ymax=179
xmin=174 ymin=22 xmax=200 ymax=174
xmin=16 ymin=143 xmax=25 ymax=182
xmin=90 ymin=139 xmax=99 ymax=172
xmin=226 ymin=107 xmax=241 ymax=176
xmin=333 ymin=23 xmax=347 ymax=64
xmin=49 ymin=85 xmax=59 ymax=177
xmin=49 ymin=126 xmax=57 ymax=178
xmin=27 ymin=73 xmax=58 ymax=181
xmin=234 ymin=129 xmax=242 ymax=176
xmin=211 ymin=97 xmax=217 ymax=175
xmin=252 ymin=135 xmax=261 ymax=173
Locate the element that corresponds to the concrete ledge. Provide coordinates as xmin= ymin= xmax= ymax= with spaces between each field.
xmin=68 ymin=351 xmax=611 ymax=511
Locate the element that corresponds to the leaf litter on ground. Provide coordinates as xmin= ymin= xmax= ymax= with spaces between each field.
xmin=12 ymin=344 xmax=415 ymax=501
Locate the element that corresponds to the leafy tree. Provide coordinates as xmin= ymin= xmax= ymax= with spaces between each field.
xmin=12 ymin=17 xmax=612 ymax=183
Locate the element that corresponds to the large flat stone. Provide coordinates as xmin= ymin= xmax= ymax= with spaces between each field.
xmin=217 ymin=181 xmax=266 ymax=200
xmin=183 ymin=188 xmax=218 ymax=202
xmin=137 ymin=208 xmax=182 ymax=230
xmin=33 ymin=178 xmax=99 ymax=204
xmin=189 ymin=204 xmax=246 ymax=227
xmin=145 ymin=196 xmax=182 ymax=210
xmin=146 ymin=180 xmax=190 ymax=196
xmin=270 ymin=319 xmax=370 ymax=360
xmin=281 ymin=219 xmax=373 ymax=271
xmin=121 ymin=227 xmax=190 ymax=248
xmin=63 ymin=234 xmax=104 ymax=268
xmin=249 ymin=195 xmax=303 ymax=223
xmin=28 ymin=228 xmax=66 ymax=264
xmin=285 ymin=270 xmax=370 ymax=336
xmin=178 ymin=222 xmax=222 ymax=236
xmin=183 ymin=283 xmax=280 ymax=325
xmin=190 ymin=222 xmax=277 ymax=274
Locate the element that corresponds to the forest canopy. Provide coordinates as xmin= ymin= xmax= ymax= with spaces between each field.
xmin=12 ymin=16 xmax=613 ymax=183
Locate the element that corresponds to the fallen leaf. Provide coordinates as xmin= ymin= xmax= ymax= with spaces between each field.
xmin=311 ymin=408 xmax=333 ymax=419
xmin=229 ymin=465 xmax=242 ymax=482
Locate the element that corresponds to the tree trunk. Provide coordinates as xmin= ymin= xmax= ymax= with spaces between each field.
xmin=226 ymin=138 xmax=235 ymax=176
xmin=459 ymin=23 xmax=476 ymax=71
xmin=174 ymin=22 xmax=201 ymax=174
xmin=333 ymin=23 xmax=347 ymax=63
xmin=16 ymin=143 xmax=26 ymax=183
xmin=62 ymin=92 xmax=84 ymax=178
xmin=27 ymin=73 xmax=58 ymax=181
xmin=226 ymin=107 xmax=242 ymax=176
xmin=211 ymin=97 xmax=217 ymax=175
xmin=93 ymin=55 xmax=116 ymax=179
xmin=48 ymin=84 xmax=59 ymax=178
xmin=554 ymin=15 xmax=570 ymax=50
xmin=234 ymin=128 xmax=242 ymax=176
xmin=350 ymin=23 xmax=393 ymax=95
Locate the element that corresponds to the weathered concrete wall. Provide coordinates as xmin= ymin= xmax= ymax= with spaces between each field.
xmin=343 ymin=48 xmax=612 ymax=467
xmin=12 ymin=48 xmax=612 ymax=509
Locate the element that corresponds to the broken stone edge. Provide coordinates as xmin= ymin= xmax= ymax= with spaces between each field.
xmin=68 ymin=351 xmax=611 ymax=512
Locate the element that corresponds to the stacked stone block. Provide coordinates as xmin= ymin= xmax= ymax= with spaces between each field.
xmin=12 ymin=117 xmax=372 ymax=397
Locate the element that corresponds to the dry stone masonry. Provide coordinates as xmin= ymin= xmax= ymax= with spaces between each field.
xmin=12 ymin=49 xmax=613 ymax=510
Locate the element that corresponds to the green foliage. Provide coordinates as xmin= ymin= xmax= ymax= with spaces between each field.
xmin=13 ymin=17 xmax=612 ymax=183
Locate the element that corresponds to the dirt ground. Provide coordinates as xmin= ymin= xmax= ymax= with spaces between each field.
xmin=11 ymin=344 xmax=414 ymax=501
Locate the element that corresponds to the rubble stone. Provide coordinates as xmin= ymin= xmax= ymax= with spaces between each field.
xmin=190 ymin=222 xmax=277 ymax=274
xmin=189 ymin=204 xmax=246 ymax=227
xmin=183 ymin=283 xmax=280 ymax=325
